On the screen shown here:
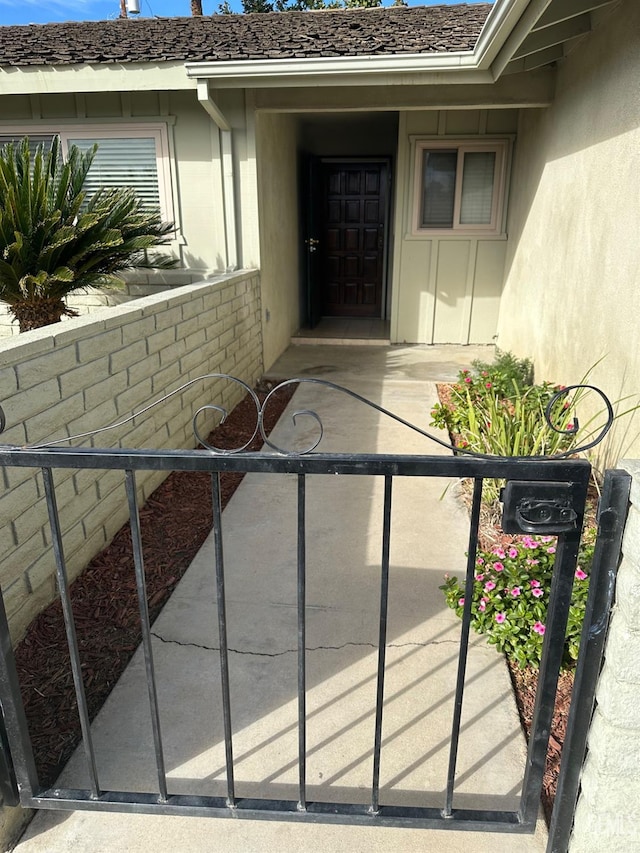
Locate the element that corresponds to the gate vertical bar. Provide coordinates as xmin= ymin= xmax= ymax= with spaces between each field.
xmin=547 ymin=469 xmax=631 ymax=853
xmin=0 ymin=589 xmax=38 ymax=803
xmin=297 ymin=473 xmax=307 ymax=810
xmin=124 ymin=470 xmax=168 ymax=802
xmin=444 ymin=477 xmax=483 ymax=817
xmin=42 ymin=467 xmax=101 ymax=799
xmin=371 ymin=475 xmax=393 ymax=814
xmin=211 ymin=471 xmax=235 ymax=806
xmin=519 ymin=476 xmax=590 ymax=826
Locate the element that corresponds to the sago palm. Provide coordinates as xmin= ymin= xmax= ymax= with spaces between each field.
xmin=0 ymin=136 xmax=176 ymax=332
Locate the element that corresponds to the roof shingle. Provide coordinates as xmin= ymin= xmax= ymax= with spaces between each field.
xmin=0 ymin=5 xmax=492 ymax=67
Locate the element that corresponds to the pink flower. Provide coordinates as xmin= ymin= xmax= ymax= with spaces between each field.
xmin=478 ymin=601 xmax=486 ymax=612
xmin=532 ymin=588 xmax=544 ymax=598
xmin=575 ymin=568 xmax=587 ymax=580
xmin=465 ymin=376 xmax=472 ymax=384
xmin=493 ymin=547 xmax=506 ymax=558
xmin=530 ymin=579 xmax=541 ymax=588
xmin=541 ymin=536 xmax=554 ymax=543
xmin=485 ymin=382 xmax=492 ymax=389
xmin=458 ymin=598 xmax=465 ymax=607
xmin=547 ymin=546 xmax=556 ymax=554
xmin=493 ymin=562 xmax=504 ymax=572
xmin=485 ymin=581 xmax=496 ymax=591
xmin=533 ymin=621 xmax=546 ymax=635
xmin=495 ymin=613 xmax=506 ymax=624
xmin=481 ymin=597 xmax=489 ymax=604
xmin=481 ymin=371 xmax=488 ymax=377
xmin=522 ymin=536 xmax=537 ymax=549
xmin=510 ymin=587 xmax=521 ymax=597
xmin=476 ymin=557 xmax=485 ymax=565
xmin=475 ymin=573 xmax=485 ymax=582
xmin=508 ymin=547 xmax=518 ymax=558
xmin=526 ymin=559 xmax=540 ymax=566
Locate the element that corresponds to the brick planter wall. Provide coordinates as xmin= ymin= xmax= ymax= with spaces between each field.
xmin=0 ymin=271 xmax=262 ymax=643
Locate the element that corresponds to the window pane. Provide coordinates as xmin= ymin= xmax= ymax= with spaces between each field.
xmin=0 ymin=135 xmax=55 ymax=159
xmin=68 ymin=136 xmax=160 ymax=209
xmin=421 ymin=150 xmax=457 ymax=228
xmin=460 ymin=151 xmax=496 ymax=225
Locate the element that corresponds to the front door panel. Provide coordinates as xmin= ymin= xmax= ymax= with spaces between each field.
xmin=320 ymin=161 xmax=388 ymax=318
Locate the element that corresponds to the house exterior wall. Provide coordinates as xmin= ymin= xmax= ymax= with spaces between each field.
xmin=570 ymin=459 xmax=640 ymax=852
xmin=0 ymin=87 xmax=257 ymax=336
xmin=390 ymin=108 xmax=518 ymax=344
xmin=0 ymin=272 xmax=263 ymax=645
xmin=255 ymin=111 xmax=301 ymax=371
xmin=497 ymin=0 xmax=640 ymax=460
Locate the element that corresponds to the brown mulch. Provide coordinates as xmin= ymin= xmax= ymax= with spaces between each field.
xmin=508 ymin=662 xmax=574 ymax=824
xmin=14 ymin=381 xmax=297 ymax=788
xmin=435 ymin=381 xmax=576 ymax=825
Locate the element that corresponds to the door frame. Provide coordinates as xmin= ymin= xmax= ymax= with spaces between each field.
xmin=302 ymin=155 xmax=393 ymax=325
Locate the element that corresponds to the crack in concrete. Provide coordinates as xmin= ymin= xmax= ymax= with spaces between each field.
xmin=150 ymin=631 xmax=458 ymax=657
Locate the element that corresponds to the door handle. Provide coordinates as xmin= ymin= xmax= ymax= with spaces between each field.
xmin=305 ymin=238 xmax=320 ymax=253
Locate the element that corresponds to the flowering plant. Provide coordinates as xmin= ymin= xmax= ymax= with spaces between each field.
xmin=440 ymin=532 xmax=595 ymax=669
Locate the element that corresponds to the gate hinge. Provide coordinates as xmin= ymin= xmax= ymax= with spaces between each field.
xmin=501 ymin=481 xmax=580 ymax=535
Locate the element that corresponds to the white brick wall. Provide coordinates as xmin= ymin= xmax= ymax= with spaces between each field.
xmin=0 ymin=271 xmax=263 ymax=642
xmin=570 ymin=459 xmax=640 ymax=852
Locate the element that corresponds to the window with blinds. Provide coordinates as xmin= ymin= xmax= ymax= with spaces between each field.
xmin=415 ymin=140 xmax=508 ymax=235
xmin=0 ymin=126 xmax=172 ymax=221
xmin=0 ymin=134 xmax=56 ymax=158
xmin=68 ymin=136 xmax=161 ymax=209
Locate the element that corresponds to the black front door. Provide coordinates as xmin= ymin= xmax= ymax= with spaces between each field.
xmin=304 ymin=158 xmax=389 ymax=323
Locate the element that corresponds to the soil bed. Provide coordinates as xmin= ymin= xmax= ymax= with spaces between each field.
xmin=14 ymin=381 xmax=296 ymax=788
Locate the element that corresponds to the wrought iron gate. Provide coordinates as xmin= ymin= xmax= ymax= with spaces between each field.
xmin=0 ymin=376 xmax=629 ymax=841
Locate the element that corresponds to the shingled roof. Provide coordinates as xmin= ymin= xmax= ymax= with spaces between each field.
xmin=0 ymin=4 xmax=492 ymax=67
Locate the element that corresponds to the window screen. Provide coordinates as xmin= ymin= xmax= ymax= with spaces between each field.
xmin=460 ymin=151 xmax=496 ymax=225
xmin=68 ymin=136 xmax=161 ymax=208
xmin=0 ymin=135 xmax=56 ymax=159
xmin=421 ymin=150 xmax=457 ymax=229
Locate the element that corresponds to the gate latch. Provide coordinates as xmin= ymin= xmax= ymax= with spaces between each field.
xmin=501 ymin=481 xmax=579 ymax=535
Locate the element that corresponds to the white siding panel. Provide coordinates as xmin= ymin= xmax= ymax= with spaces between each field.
xmin=469 ymin=240 xmax=506 ymax=343
xmin=433 ymin=241 xmax=470 ymax=343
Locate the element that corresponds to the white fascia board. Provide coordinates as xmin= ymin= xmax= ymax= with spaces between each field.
xmin=185 ymin=51 xmax=479 ymax=86
xmin=473 ymin=0 xmax=536 ymax=68
xmin=0 ymin=61 xmax=195 ymax=96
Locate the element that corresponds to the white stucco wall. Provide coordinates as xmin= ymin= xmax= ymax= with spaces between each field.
xmin=570 ymin=459 xmax=640 ymax=852
xmin=497 ymin=0 xmax=640 ymax=461
xmin=255 ymin=111 xmax=301 ymax=371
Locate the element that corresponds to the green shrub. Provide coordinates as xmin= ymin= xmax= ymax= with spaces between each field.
xmin=440 ymin=532 xmax=595 ymax=670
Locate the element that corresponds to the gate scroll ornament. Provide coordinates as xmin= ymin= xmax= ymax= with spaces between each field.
xmin=0 ymin=373 xmax=615 ymax=459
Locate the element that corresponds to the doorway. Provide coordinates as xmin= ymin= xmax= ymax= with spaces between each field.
xmin=304 ymin=155 xmax=392 ymax=327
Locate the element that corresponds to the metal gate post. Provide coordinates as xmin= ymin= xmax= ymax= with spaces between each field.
xmin=0 ymin=588 xmax=39 ymax=807
xmin=546 ymin=469 xmax=631 ymax=853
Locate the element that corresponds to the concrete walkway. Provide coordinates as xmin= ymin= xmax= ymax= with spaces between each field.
xmin=14 ymin=344 xmax=547 ymax=853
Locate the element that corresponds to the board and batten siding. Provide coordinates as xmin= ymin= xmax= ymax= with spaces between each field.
xmin=390 ymin=109 xmax=517 ymax=345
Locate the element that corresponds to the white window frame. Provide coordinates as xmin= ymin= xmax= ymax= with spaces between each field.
xmin=0 ymin=123 xmax=176 ymax=225
xmin=412 ymin=138 xmax=510 ymax=237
